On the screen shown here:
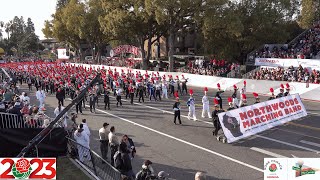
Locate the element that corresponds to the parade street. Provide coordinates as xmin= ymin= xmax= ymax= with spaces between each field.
xmin=25 ymin=84 xmax=320 ymax=180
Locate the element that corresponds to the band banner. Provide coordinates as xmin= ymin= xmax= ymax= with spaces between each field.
xmin=218 ymin=94 xmax=307 ymax=143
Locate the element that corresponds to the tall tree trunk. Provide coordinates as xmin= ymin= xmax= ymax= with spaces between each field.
xmin=145 ymin=37 xmax=152 ymax=68
xmin=79 ymin=47 xmax=85 ymax=62
xmin=168 ymin=25 xmax=175 ymax=72
xmin=140 ymin=38 xmax=147 ymax=70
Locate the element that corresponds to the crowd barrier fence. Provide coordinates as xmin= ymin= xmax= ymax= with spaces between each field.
xmin=67 ymin=137 xmax=121 ymax=180
xmin=69 ymin=63 xmax=320 ymax=102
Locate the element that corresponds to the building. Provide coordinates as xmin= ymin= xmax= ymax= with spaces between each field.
xmin=144 ymin=30 xmax=199 ymax=59
xmin=40 ymin=39 xmax=59 ymax=51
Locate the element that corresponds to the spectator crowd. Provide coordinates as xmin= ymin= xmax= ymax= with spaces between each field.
xmin=178 ymin=59 xmax=240 ymax=77
xmin=253 ymin=22 xmax=320 ymax=59
xmin=248 ymin=65 xmax=320 ymax=84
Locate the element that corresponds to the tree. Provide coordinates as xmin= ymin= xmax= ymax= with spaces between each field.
xmin=56 ymin=0 xmax=70 ymax=10
xmin=100 ymin=0 xmax=166 ymax=69
xmin=300 ymin=0 xmax=320 ymax=28
xmin=146 ymin=0 xmax=203 ymax=71
xmin=24 ymin=18 xmax=39 ymax=52
xmin=202 ymin=0 xmax=301 ymax=63
xmin=51 ymin=0 xmax=86 ymax=60
xmin=42 ymin=20 xmax=53 ymax=39
xmin=81 ymin=0 xmax=112 ymax=63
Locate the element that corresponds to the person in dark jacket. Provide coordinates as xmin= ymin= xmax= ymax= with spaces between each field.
xmin=138 ymin=85 xmax=144 ymax=103
xmin=8 ymin=102 xmax=22 ymax=116
xmin=104 ymin=88 xmax=111 ymax=110
xmin=56 ymin=87 xmax=65 ymax=106
xmin=215 ymin=92 xmax=223 ymax=109
xmin=173 ymin=97 xmax=181 ymax=124
xmin=119 ymin=142 xmax=135 ymax=178
xmin=122 ymin=135 xmax=136 ymax=159
xmin=212 ymin=99 xmax=224 ymax=136
xmin=74 ymin=91 xmax=83 ymax=114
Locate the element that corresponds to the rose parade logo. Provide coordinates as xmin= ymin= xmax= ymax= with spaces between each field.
xmin=264 ymin=159 xmax=283 ymax=179
xmin=269 ymin=163 xmax=277 ymax=172
xmin=0 ymin=158 xmax=56 ymax=179
xmin=12 ymin=159 xmax=32 ymax=179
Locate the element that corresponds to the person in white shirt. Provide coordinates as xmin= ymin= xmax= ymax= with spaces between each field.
xmin=81 ymin=119 xmax=91 ymax=142
xmin=108 ymin=126 xmax=119 ymax=166
xmin=74 ymin=124 xmax=90 ymax=162
xmin=53 ymin=103 xmax=67 ymax=128
xmin=99 ymin=122 xmax=109 ymax=161
xmin=201 ymin=88 xmax=212 ymax=118
xmin=187 ymin=89 xmax=197 ymax=121
xmin=19 ymin=92 xmax=25 ymax=103
xmin=161 ymin=81 xmax=168 ymax=99
xmin=116 ymin=86 xmax=123 ymax=107
xmin=36 ymin=89 xmax=46 ymax=110
xmin=22 ymin=93 xmax=30 ymax=105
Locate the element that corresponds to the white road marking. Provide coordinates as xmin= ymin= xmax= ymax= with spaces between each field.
xmin=307 ymin=112 xmax=320 ymax=116
xmin=300 ymin=140 xmax=320 ymax=148
xmin=274 ymin=128 xmax=320 ymax=140
xmin=250 ymin=147 xmax=288 ymax=158
xmin=85 ymin=104 xmax=264 ymax=172
xmin=255 ymin=135 xmax=320 ymax=154
xmin=291 ymin=154 xmax=299 ymax=158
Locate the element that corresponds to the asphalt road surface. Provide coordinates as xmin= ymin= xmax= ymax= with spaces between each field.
xmin=23 ymin=84 xmax=320 ymax=180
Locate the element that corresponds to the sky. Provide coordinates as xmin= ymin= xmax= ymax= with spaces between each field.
xmin=0 ymin=0 xmax=57 ymax=40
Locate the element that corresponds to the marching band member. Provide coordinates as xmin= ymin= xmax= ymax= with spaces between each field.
xmin=155 ymin=79 xmax=162 ymax=101
xmin=137 ymin=83 xmax=145 ymax=103
xmin=181 ymin=75 xmax=188 ymax=95
xmin=202 ymin=87 xmax=212 ymax=118
xmin=227 ymin=97 xmax=235 ymax=111
xmin=253 ymin=92 xmax=260 ymax=104
xmin=187 ymin=89 xmax=197 ymax=121
xmin=104 ymin=87 xmax=111 ymax=110
xmin=276 ymin=84 xmax=285 ymax=98
xmin=217 ymin=83 xmax=221 ymax=92
xmin=169 ymin=76 xmax=175 ymax=97
xmin=116 ymin=82 xmax=123 ymax=107
xmin=161 ymin=78 xmax=168 ymax=99
xmin=128 ymin=82 xmax=135 ymax=105
xmin=89 ymin=90 xmax=96 ymax=113
xmin=269 ymin=88 xmax=276 ymax=100
xmin=239 ymin=94 xmax=247 ymax=107
xmin=215 ymin=91 xmax=223 ymax=109
xmin=212 ymin=98 xmax=222 ymax=136
xmin=284 ymin=83 xmax=290 ymax=96
xmin=232 ymin=91 xmax=239 ymax=108
xmin=173 ymin=92 xmax=181 ymax=125
xmin=176 ymin=75 xmax=182 ymax=95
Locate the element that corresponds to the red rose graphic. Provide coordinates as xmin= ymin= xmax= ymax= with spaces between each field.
xmin=16 ymin=159 xmax=31 ymax=173
xmin=269 ymin=163 xmax=277 ymax=172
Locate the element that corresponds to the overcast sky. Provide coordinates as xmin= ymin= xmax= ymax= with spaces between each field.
xmin=0 ymin=0 xmax=56 ymax=40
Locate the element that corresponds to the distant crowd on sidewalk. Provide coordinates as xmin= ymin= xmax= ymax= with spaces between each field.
xmin=177 ymin=59 xmax=240 ymax=77
xmin=248 ymin=65 xmax=320 ymax=84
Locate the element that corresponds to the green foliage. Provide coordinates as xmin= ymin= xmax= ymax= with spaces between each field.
xmin=299 ymin=0 xmax=319 ymax=29
xmin=0 ymin=16 xmax=40 ymax=55
xmin=40 ymin=0 xmax=306 ymax=66
xmin=100 ymin=0 xmax=167 ymax=69
xmin=202 ymin=0 xmax=303 ymax=62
